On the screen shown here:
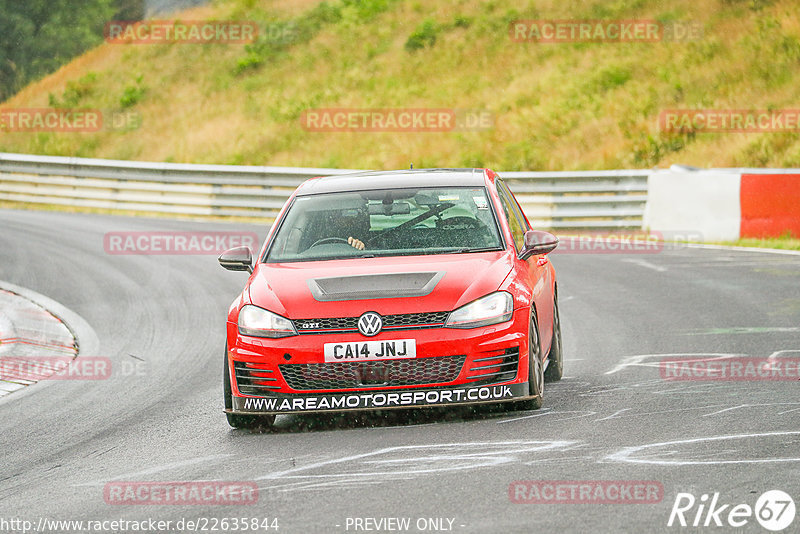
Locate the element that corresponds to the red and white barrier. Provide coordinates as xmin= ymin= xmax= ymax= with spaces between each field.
xmin=644 ymin=169 xmax=800 ymax=241
xmin=740 ymin=173 xmax=800 ymax=238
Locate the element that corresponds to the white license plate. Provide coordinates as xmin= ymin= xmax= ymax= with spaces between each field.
xmin=323 ymin=339 xmax=416 ymax=362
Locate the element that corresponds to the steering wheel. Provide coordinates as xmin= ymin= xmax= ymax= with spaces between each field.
xmin=308 ymin=237 xmax=350 ymax=248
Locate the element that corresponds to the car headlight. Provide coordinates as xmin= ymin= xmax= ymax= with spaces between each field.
xmin=238 ymin=305 xmax=297 ymax=338
xmin=446 ymin=291 xmax=514 ymax=329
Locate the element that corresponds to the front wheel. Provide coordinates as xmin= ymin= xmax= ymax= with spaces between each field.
xmin=226 ymin=412 xmax=276 ymax=429
xmin=223 ymin=346 xmax=275 ymax=429
xmin=544 ymin=294 xmax=563 ymax=382
xmin=516 ymin=310 xmax=544 ymax=411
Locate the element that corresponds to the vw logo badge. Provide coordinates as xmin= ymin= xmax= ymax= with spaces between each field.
xmin=358 ymin=312 xmax=383 ymax=337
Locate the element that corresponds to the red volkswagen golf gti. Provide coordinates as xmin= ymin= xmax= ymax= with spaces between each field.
xmin=219 ymin=168 xmax=562 ymax=429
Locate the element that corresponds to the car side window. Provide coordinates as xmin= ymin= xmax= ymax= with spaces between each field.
xmin=503 ymin=181 xmax=531 ymax=233
xmin=496 ymin=181 xmax=526 ymax=251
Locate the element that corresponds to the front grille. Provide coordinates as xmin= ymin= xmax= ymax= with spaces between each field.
xmin=234 ymin=360 xmax=280 ymax=396
xmin=279 ymin=355 xmax=466 ymax=391
xmin=293 ymin=311 xmax=450 ymax=334
xmin=464 ymin=348 xmax=520 ymax=386
xmin=384 ymin=311 xmax=449 ymax=327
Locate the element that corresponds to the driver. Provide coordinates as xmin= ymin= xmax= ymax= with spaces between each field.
xmin=347 ymin=236 xmax=366 ymax=250
xmin=335 ymin=205 xmax=369 ymax=250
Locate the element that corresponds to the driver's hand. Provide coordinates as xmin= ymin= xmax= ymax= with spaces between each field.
xmin=347 ymin=236 xmax=365 ymax=250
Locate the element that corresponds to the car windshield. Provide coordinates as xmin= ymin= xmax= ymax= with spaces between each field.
xmin=266 ymin=186 xmax=503 ymax=262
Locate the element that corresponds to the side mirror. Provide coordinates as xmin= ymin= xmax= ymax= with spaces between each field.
xmin=218 ymin=246 xmax=253 ymax=273
xmin=519 ymin=230 xmax=558 ymax=260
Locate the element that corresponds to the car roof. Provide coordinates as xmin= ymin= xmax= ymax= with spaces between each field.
xmin=295 ymin=168 xmax=491 ymax=195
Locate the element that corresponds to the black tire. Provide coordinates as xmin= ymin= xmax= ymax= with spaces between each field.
xmin=223 ymin=345 xmax=233 ymax=410
xmin=544 ymin=294 xmax=563 ymax=383
xmin=516 ymin=309 xmax=544 ymax=411
xmin=226 ymin=412 xmax=275 ymax=429
xmin=223 ymin=346 xmax=275 ymax=429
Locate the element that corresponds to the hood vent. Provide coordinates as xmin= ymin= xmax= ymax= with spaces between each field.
xmin=307 ymin=271 xmax=445 ymax=302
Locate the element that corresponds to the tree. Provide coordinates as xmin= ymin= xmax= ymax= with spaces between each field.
xmin=0 ymin=0 xmax=118 ymax=102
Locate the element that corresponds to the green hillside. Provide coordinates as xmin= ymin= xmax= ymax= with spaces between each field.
xmin=1 ymin=0 xmax=799 ymax=170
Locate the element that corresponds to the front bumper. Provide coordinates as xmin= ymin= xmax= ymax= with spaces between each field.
xmin=226 ymin=308 xmax=531 ymax=414
xmin=228 ymin=382 xmax=528 ymax=414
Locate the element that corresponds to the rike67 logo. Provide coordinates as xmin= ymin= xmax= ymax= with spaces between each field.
xmin=668 ymin=490 xmax=795 ymax=531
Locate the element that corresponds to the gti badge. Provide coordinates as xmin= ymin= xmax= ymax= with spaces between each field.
xmin=358 ymin=312 xmax=383 ymax=337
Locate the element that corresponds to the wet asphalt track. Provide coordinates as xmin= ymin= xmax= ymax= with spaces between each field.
xmin=0 ymin=209 xmax=798 ymax=533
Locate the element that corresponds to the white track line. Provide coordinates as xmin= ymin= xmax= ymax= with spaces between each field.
xmin=684 ymin=243 xmax=800 ymax=256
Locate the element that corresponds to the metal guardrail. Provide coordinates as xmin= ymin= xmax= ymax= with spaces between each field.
xmin=0 ymin=153 xmax=649 ymax=229
xmin=502 ymin=170 xmax=648 ymax=229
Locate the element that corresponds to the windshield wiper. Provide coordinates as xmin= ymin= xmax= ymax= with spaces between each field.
xmin=452 ymin=247 xmax=499 ymax=253
xmin=425 ymin=247 xmax=499 ymax=255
